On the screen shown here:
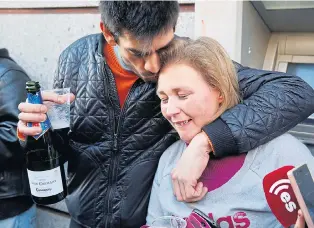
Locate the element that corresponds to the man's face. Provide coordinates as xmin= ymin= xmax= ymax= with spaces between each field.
xmin=113 ymin=29 xmax=175 ymax=82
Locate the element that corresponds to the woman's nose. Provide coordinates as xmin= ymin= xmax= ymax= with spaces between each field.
xmin=166 ymin=103 xmax=180 ymax=116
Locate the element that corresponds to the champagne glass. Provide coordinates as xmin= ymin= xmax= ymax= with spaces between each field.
xmin=151 ymin=216 xmax=187 ymax=228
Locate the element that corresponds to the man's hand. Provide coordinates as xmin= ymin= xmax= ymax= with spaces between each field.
xmin=295 ymin=210 xmax=306 ymax=228
xmin=18 ymin=91 xmax=75 ymax=136
xmin=171 ymin=132 xmax=211 ymax=202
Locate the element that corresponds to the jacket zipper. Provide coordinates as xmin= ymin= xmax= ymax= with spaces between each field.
xmin=106 ymin=80 xmax=140 ymax=227
xmin=103 ymin=61 xmax=142 ymax=227
xmin=102 ymin=63 xmax=117 ymax=227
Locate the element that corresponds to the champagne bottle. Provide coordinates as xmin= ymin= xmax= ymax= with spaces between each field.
xmin=25 ymin=81 xmax=67 ymax=205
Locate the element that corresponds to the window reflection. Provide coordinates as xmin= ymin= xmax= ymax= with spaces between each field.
xmin=287 ymin=63 xmax=314 ymax=118
xmin=287 ymin=63 xmax=314 ymax=88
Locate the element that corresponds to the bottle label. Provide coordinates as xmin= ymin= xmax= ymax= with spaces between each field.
xmin=27 ymin=167 xmax=64 ymax=197
xmin=27 ymin=91 xmax=51 ymax=140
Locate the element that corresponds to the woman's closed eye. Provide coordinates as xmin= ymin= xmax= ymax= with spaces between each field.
xmin=161 ymin=98 xmax=169 ymax=104
xmin=159 ymin=94 xmax=189 ymax=104
xmin=178 ymin=94 xmax=189 ymax=100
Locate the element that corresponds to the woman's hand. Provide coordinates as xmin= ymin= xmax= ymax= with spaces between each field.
xmin=171 ymin=132 xmax=211 ymax=202
xmin=295 ymin=210 xmax=306 ymax=228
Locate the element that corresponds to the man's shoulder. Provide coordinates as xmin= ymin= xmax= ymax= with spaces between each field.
xmin=59 ymin=33 xmax=102 ymax=60
xmin=0 ymin=57 xmax=28 ymax=80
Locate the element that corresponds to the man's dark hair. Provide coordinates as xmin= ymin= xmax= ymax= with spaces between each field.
xmin=99 ymin=1 xmax=179 ymax=42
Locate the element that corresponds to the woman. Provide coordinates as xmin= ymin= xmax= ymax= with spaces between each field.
xmin=146 ymin=37 xmax=313 ymax=227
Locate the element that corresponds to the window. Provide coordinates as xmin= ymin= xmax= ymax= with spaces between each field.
xmin=287 ymin=63 xmax=314 ymax=88
xmin=287 ymin=63 xmax=314 ymax=118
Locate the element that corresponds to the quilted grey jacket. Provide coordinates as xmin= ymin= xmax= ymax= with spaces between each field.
xmin=50 ymin=34 xmax=314 ymax=228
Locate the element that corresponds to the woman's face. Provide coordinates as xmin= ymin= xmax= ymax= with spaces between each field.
xmin=157 ymin=64 xmax=222 ymax=143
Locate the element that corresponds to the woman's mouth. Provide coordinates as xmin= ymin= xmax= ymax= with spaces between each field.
xmin=173 ymin=119 xmax=192 ymax=127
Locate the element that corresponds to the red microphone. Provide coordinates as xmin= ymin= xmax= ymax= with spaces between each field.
xmin=263 ymin=166 xmax=300 ymax=228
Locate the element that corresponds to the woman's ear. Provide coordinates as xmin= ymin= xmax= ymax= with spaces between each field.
xmin=100 ymin=22 xmax=117 ymax=46
xmin=218 ymin=93 xmax=224 ymax=103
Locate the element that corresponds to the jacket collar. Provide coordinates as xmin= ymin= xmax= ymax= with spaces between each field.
xmin=97 ymin=33 xmax=105 ymax=58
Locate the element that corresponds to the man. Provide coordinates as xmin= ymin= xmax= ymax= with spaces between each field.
xmin=0 ymin=48 xmax=35 ymax=227
xmin=17 ymin=2 xmax=314 ymax=228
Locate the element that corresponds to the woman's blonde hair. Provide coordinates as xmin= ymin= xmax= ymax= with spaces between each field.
xmin=159 ymin=36 xmax=240 ymax=120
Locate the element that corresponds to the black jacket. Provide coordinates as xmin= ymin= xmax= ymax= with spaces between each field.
xmin=38 ymin=34 xmax=314 ymax=227
xmin=0 ymin=49 xmax=33 ymax=219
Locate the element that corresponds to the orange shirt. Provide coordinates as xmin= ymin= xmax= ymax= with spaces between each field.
xmin=104 ymin=44 xmax=138 ymax=108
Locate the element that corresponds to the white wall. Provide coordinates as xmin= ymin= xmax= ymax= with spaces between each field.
xmin=0 ymin=12 xmax=194 ymax=89
xmin=241 ymin=1 xmax=271 ymax=69
xmin=195 ymin=1 xmax=270 ymax=69
xmin=195 ymin=1 xmax=243 ymax=63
